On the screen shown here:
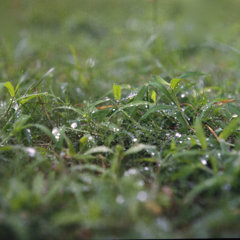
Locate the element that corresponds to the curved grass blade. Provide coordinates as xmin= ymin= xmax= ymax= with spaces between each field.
xmin=28 ymin=68 xmax=55 ymax=92
xmin=184 ymin=174 xmax=231 ymax=203
xmin=139 ymin=105 xmax=175 ymax=121
xmin=25 ymin=124 xmax=56 ymax=143
xmin=18 ymin=92 xmax=64 ymax=105
xmin=179 ymin=71 xmax=205 ymax=79
xmin=123 ymin=144 xmax=156 ymax=156
xmin=152 ymin=75 xmax=170 ymax=86
xmin=194 ymin=117 xmax=207 ymax=150
xmin=84 ymin=146 xmax=114 ymax=155
xmin=149 ymin=81 xmax=175 ymax=104
xmin=170 ymin=78 xmax=181 ymax=90
xmin=54 ymin=106 xmax=84 ymax=116
xmin=107 ymin=101 xmax=153 ymax=121
xmin=219 ymin=115 xmax=240 ymax=140
xmin=3 ymin=82 xmax=15 ymax=97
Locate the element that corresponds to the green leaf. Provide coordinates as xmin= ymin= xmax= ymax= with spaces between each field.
xmin=71 ymin=164 xmax=105 ymax=173
xmin=107 ymin=101 xmax=153 ymax=121
xmin=170 ymin=78 xmax=181 ymax=89
xmin=55 ymin=126 xmax=66 ymax=153
xmin=80 ymin=136 xmax=88 ymax=150
xmin=228 ymin=103 xmax=240 ymax=116
xmin=54 ymin=106 xmax=84 ymax=116
xmin=28 ymin=68 xmax=55 ymax=92
xmin=134 ymin=85 xmax=148 ymax=101
xmin=123 ymin=144 xmax=156 ymax=156
xmin=219 ymin=115 xmax=240 ymax=140
xmin=194 ymin=117 xmax=207 ymax=150
xmin=152 ymin=75 xmax=170 ymax=86
xmin=176 ymin=111 xmax=188 ymax=131
xmin=151 ymin=90 xmax=157 ymax=104
xmin=149 ymin=81 xmax=175 ymax=104
xmin=4 ymin=81 xmax=15 ymax=97
xmin=64 ymin=134 xmax=75 ymax=155
xmin=128 ymin=85 xmax=148 ymax=116
xmin=113 ymin=83 xmax=121 ymax=101
xmin=184 ymin=174 xmax=231 ymax=203
xmin=139 ymin=105 xmax=175 ymax=121
xmin=12 ymin=114 xmax=31 ymax=134
xmin=84 ymin=146 xmax=114 ymax=155
xmin=179 ymin=71 xmax=205 ymax=79
xmin=25 ymin=124 xmax=56 ymax=143
xmin=18 ymin=92 xmax=63 ymax=105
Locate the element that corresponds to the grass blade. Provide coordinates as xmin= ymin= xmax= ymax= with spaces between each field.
xmin=139 ymin=105 xmax=175 ymax=121
xmin=149 ymin=81 xmax=175 ymax=104
xmin=219 ymin=115 xmax=240 ymax=140
xmin=194 ymin=117 xmax=207 ymax=150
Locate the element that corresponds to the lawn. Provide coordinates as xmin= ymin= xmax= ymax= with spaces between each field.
xmin=1 ymin=0 xmax=240 ymax=239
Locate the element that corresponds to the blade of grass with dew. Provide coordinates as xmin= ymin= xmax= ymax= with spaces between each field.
xmin=170 ymin=78 xmax=181 ymax=90
xmin=139 ymin=105 xmax=175 ymax=121
xmin=149 ymin=81 xmax=175 ymax=104
xmin=123 ymin=144 xmax=156 ymax=156
xmin=219 ymin=115 xmax=240 ymax=140
xmin=84 ymin=146 xmax=114 ymax=155
xmin=194 ymin=117 xmax=207 ymax=150
xmin=152 ymin=75 xmax=170 ymax=86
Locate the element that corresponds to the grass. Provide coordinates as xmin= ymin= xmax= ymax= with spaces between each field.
xmin=1 ymin=0 xmax=240 ymax=239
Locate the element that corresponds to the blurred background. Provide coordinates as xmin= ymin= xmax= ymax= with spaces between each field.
xmin=1 ymin=0 xmax=240 ymax=101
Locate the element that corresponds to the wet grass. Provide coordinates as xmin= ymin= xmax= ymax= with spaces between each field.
xmin=1 ymin=0 xmax=240 ymax=239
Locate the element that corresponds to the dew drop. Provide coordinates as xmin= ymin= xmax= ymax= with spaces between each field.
xmin=137 ymin=191 xmax=147 ymax=202
xmin=116 ymin=195 xmax=125 ymax=204
xmin=71 ymin=122 xmax=77 ymax=129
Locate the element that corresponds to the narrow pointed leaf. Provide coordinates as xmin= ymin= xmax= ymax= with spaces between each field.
xmin=84 ymin=146 xmax=114 ymax=155
xmin=151 ymin=90 xmax=157 ymax=104
xmin=152 ymin=75 xmax=170 ymax=86
xmin=228 ymin=103 xmax=240 ymax=116
xmin=179 ymin=71 xmax=205 ymax=79
xmin=123 ymin=144 xmax=156 ymax=156
xmin=113 ymin=83 xmax=121 ymax=101
xmin=219 ymin=115 xmax=240 ymax=140
xmin=134 ymin=85 xmax=147 ymax=101
xmin=149 ymin=81 xmax=175 ymax=104
xmin=4 ymin=82 xmax=15 ymax=97
xmin=25 ymin=124 xmax=56 ymax=142
xmin=140 ymin=105 xmax=175 ymax=121
xmin=194 ymin=117 xmax=207 ymax=150
xmin=176 ymin=111 xmax=188 ymax=130
xmin=170 ymin=78 xmax=181 ymax=89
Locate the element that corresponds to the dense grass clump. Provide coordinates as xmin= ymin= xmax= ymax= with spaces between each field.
xmin=1 ymin=0 xmax=240 ymax=239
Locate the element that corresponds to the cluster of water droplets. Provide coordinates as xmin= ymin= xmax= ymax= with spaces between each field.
xmin=52 ymin=127 xmax=63 ymax=141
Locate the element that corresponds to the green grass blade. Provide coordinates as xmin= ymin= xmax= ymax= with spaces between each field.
xmin=170 ymin=78 xmax=181 ymax=89
xmin=123 ymin=144 xmax=156 ymax=156
xmin=4 ymin=81 xmax=15 ymax=97
xmin=194 ymin=117 xmax=207 ymax=150
xmin=149 ymin=81 xmax=175 ymax=104
xmin=179 ymin=71 xmax=205 ymax=78
xmin=113 ymin=83 xmax=121 ymax=101
xmin=219 ymin=115 xmax=240 ymax=140
xmin=26 ymin=124 xmax=56 ymax=143
xmin=152 ymin=75 xmax=170 ymax=86
xmin=84 ymin=146 xmax=114 ymax=155
xmin=139 ymin=105 xmax=175 ymax=121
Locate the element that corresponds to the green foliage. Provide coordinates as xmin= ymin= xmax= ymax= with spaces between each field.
xmin=1 ymin=0 xmax=240 ymax=239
